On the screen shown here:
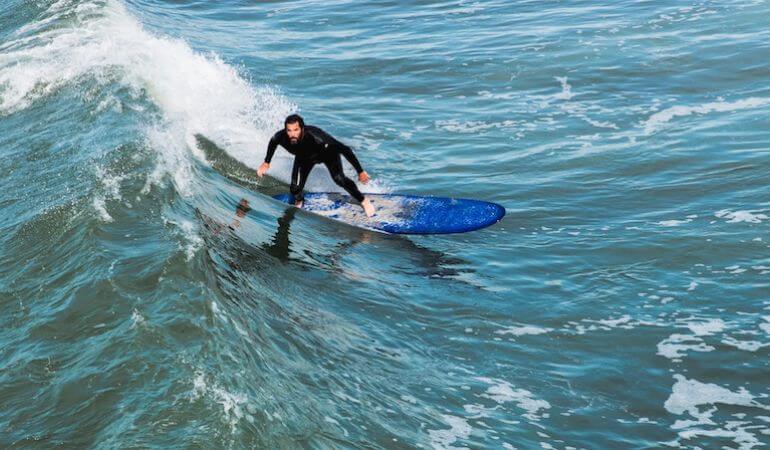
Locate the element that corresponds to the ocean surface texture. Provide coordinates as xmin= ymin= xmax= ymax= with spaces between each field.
xmin=2 ymin=0 xmax=769 ymax=448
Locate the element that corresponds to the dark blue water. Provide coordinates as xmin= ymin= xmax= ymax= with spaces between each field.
xmin=2 ymin=0 xmax=769 ymax=448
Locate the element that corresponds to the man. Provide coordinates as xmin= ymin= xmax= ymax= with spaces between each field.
xmin=257 ymin=114 xmax=375 ymax=217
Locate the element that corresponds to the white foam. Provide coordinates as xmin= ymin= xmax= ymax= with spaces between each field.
xmin=191 ymin=372 xmax=207 ymax=399
xmin=164 ymin=216 xmax=202 ymax=260
xmin=664 ymin=374 xmax=769 ymax=449
xmin=583 ymin=117 xmax=619 ymax=130
xmin=477 ymin=90 xmax=518 ymax=100
xmin=721 ymin=337 xmax=768 ymax=352
xmin=642 ymin=98 xmax=770 ymax=134
xmin=96 ymin=166 xmax=126 ymax=200
xmin=323 ymin=416 xmax=349 ymax=437
xmin=495 ymin=325 xmax=551 ymax=337
xmin=92 ymin=166 xmax=127 ymax=222
xmin=476 ymin=377 xmax=550 ymax=421
xmin=434 ymin=119 xmax=519 ymax=133
xmin=190 ymin=371 xmax=251 ymax=432
xmin=715 ymin=209 xmax=769 ymax=224
xmin=211 ymin=386 xmax=248 ymax=426
xmin=658 ymin=219 xmax=691 ymax=227
xmin=428 ymin=414 xmax=472 ymax=450
xmin=463 ymin=403 xmax=491 ymax=419
xmin=129 ymin=309 xmax=145 ymax=329
xmin=657 ymin=334 xmax=714 ymax=360
xmin=665 ymin=376 xmax=758 ymax=417
xmin=686 ymin=318 xmax=726 ymax=336
xmin=761 ymin=316 xmax=770 ymax=335
xmin=596 ymin=315 xmax=632 ymax=328
xmin=93 ymin=196 xmax=113 ymax=222
xmin=553 ymin=76 xmax=573 ymax=101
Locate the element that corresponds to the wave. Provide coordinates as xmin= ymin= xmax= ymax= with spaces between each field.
xmin=0 ymin=0 xmax=293 ymax=199
xmin=6 ymin=0 xmax=394 ymax=201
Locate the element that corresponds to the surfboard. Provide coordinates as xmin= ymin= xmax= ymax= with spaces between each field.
xmin=273 ymin=192 xmax=505 ymax=234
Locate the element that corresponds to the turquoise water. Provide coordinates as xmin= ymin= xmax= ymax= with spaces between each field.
xmin=2 ymin=0 xmax=769 ymax=448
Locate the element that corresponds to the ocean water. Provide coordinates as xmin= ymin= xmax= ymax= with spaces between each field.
xmin=1 ymin=0 xmax=769 ymax=448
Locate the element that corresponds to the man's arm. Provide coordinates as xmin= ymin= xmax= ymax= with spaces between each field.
xmin=332 ymin=137 xmax=371 ymax=183
xmin=264 ymin=132 xmax=281 ymax=164
xmin=335 ymin=140 xmax=364 ymax=174
xmin=258 ymin=131 xmax=281 ymax=177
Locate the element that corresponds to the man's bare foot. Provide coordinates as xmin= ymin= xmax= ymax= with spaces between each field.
xmin=361 ymin=197 xmax=375 ymax=217
xmin=295 ymin=201 xmax=303 ymax=209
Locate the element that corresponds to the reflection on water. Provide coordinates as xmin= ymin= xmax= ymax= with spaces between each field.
xmin=262 ymin=206 xmax=296 ymax=263
xmin=195 ymin=134 xmax=478 ymax=283
xmin=197 ymin=198 xmax=474 ymax=284
xmin=228 ymin=198 xmax=252 ymax=230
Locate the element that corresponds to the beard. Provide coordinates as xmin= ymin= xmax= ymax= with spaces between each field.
xmin=287 ymin=128 xmax=302 ymax=144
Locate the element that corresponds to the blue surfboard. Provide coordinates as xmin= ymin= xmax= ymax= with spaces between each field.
xmin=273 ymin=192 xmax=505 ymax=234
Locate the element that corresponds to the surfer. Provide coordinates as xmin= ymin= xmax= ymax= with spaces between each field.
xmin=256 ymin=114 xmax=375 ymax=217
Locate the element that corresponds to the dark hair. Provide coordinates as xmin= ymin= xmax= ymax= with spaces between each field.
xmin=284 ymin=114 xmax=304 ymax=128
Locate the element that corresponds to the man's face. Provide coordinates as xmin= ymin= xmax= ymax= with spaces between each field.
xmin=286 ymin=122 xmax=302 ymax=144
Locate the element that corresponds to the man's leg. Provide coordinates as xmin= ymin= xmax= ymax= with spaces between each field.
xmin=323 ymin=155 xmax=375 ymax=217
xmin=290 ymin=158 xmax=315 ymax=207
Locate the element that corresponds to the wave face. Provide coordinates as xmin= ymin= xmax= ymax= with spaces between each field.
xmin=2 ymin=0 xmax=770 ymax=448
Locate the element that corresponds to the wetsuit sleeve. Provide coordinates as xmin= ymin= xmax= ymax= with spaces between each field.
xmin=315 ymin=127 xmax=364 ymax=173
xmin=336 ymin=140 xmax=364 ymax=174
xmin=264 ymin=131 xmax=282 ymax=163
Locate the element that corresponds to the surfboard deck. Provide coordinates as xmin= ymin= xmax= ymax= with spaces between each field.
xmin=273 ymin=192 xmax=505 ymax=234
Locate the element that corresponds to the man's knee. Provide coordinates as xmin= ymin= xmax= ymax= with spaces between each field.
xmin=331 ymin=173 xmax=348 ymax=186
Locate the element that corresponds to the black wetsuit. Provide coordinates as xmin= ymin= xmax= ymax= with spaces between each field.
xmin=265 ymin=125 xmax=365 ymax=203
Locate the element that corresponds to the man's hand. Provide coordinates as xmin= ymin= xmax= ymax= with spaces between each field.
xmin=358 ymin=171 xmax=371 ymax=184
xmin=257 ymin=162 xmax=270 ymax=177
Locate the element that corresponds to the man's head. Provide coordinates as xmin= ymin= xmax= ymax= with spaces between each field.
xmin=284 ymin=114 xmax=304 ymax=144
